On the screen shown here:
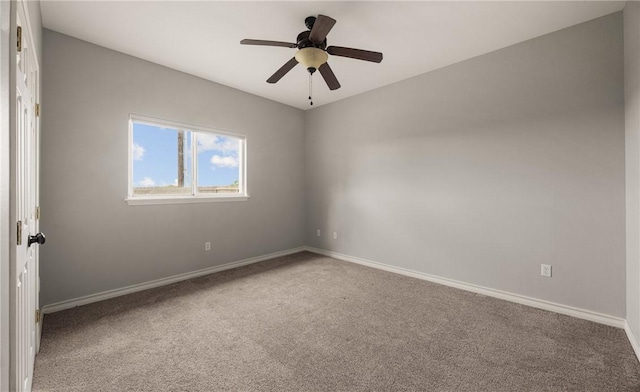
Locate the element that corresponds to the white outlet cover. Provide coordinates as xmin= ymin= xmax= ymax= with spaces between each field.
xmin=205 ymin=242 xmax=211 ymax=251
xmin=316 ymin=229 xmax=321 ymax=237
xmin=333 ymin=232 xmax=338 ymax=240
xmin=541 ymin=264 xmax=552 ymax=277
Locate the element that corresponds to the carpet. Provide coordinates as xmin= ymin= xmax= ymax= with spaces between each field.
xmin=33 ymin=252 xmax=640 ymax=391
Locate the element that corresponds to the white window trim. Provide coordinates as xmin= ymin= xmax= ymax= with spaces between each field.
xmin=126 ymin=114 xmax=249 ymax=206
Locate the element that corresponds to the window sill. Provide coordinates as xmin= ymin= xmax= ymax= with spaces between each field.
xmin=125 ymin=195 xmax=249 ymax=206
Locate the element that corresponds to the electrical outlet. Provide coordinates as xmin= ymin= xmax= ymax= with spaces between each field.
xmin=541 ymin=264 xmax=552 ymax=278
xmin=316 ymin=229 xmax=321 ymax=237
xmin=333 ymin=232 xmax=338 ymax=240
xmin=205 ymin=242 xmax=211 ymax=251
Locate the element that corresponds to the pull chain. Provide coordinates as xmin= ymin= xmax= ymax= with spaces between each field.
xmin=308 ymin=73 xmax=313 ymax=106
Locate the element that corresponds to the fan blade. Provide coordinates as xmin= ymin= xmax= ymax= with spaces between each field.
xmin=267 ymin=57 xmax=298 ymax=83
xmin=327 ymin=46 xmax=383 ymax=63
xmin=309 ymin=15 xmax=336 ymax=44
xmin=241 ymin=39 xmax=297 ymax=48
xmin=319 ymin=63 xmax=341 ymax=90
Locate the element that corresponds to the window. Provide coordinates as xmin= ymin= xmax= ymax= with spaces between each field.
xmin=127 ymin=115 xmax=247 ymax=205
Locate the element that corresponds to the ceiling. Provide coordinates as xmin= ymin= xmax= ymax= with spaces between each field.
xmin=40 ymin=1 xmax=625 ymax=110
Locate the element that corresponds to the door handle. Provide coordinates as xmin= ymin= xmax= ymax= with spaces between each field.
xmin=28 ymin=232 xmax=45 ymax=247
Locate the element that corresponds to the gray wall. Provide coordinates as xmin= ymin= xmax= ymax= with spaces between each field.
xmin=40 ymin=30 xmax=306 ymax=306
xmin=305 ymin=13 xmax=626 ymax=317
xmin=626 ymin=1 xmax=640 ymax=338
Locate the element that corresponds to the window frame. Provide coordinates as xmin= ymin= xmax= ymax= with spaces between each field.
xmin=126 ymin=114 xmax=248 ymax=205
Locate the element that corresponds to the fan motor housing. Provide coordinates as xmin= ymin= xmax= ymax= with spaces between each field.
xmin=296 ymin=31 xmax=327 ymax=50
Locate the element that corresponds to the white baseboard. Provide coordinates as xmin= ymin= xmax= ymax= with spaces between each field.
xmin=305 ymin=246 xmax=626 ymax=329
xmin=42 ymin=247 xmax=306 ymax=314
xmin=41 ymin=244 xmax=637 ymax=361
xmin=625 ymin=321 xmax=640 ymax=363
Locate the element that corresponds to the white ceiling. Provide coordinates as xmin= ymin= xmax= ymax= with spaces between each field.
xmin=40 ymin=1 xmax=625 ymax=110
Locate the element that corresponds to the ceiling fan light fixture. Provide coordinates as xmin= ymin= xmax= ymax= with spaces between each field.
xmin=241 ymin=14 xmax=382 ymax=97
xmin=295 ymin=47 xmax=328 ymax=73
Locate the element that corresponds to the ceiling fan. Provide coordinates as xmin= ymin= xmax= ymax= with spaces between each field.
xmin=241 ymin=14 xmax=383 ymax=105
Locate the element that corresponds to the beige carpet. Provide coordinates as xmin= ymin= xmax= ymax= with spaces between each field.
xmin=33 ymin=252 xmax=640 ymax=391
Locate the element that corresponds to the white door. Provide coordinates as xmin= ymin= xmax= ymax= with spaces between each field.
xmin=14 ymin=1 xmax=41 ymax=391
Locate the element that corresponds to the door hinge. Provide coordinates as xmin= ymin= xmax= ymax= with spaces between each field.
xmin=35 ymin=206 xmax=40 ymax=220
xmin=35 ymin=309 xmax=41 ymax=323
xmin=17 ymin=26 xmax=22 ymax=53
xmin=17 ymin=221 xmax=22 ymax=245
xmin=35 ymin=103 xmax=40 ymax=117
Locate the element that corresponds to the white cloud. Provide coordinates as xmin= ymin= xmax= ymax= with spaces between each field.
xmin=139 ymin=177 xmax=156 ymax=187
xmin=210 ymin=155 xmax=238 ymax=168
xmin=197 ymin=134 xmax=239 ymax=153
xmin=173 ymin=178 xmax=178 ymax=186
xmin=132 ymin=143 xmax=146 ymax=161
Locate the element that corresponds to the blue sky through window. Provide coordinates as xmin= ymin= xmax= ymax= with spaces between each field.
xmin=196 ymin=133 xmax=240 ymax=187
xmin=132 ymin=122 xmax=240 ymax=189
